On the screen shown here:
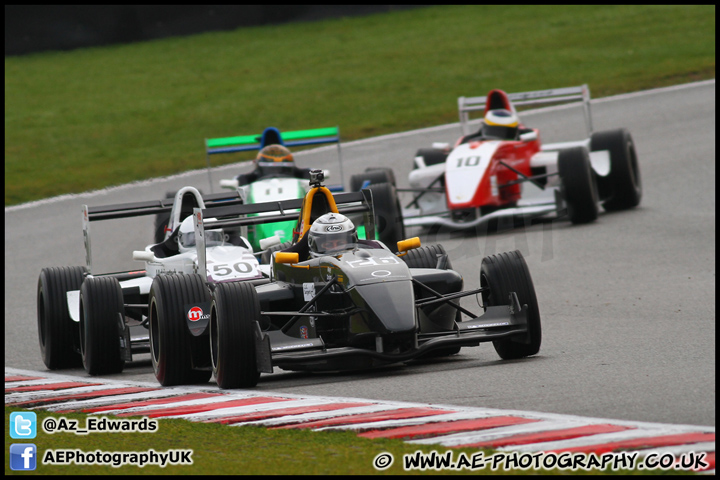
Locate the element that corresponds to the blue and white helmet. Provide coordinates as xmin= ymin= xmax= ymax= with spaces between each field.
xmin=307 ymin=213 xmax=358 ymax=256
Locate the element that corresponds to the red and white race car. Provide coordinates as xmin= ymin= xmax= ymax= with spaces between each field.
xmin=402 ymin=85 xmax=642 ymax=230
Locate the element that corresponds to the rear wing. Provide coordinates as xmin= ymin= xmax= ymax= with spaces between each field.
xmin=457 ymin=85 xmax=593 ymax=136
xmin=193 ymin=189 xmax=376 ymax=283
xmin=81 ymin=189 xmax=243 ymax=274
xmin=204 ymin=126 xmax=345 ymax=192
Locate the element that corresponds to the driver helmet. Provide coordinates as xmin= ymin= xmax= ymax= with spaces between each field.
xmin=307 ymin=213 xmax=358 ymax=256
xmin=482 ymin=109 xmax=519 ymax=140
xmin=254 ymin=144 xmax=295 ymax=176
xmin=177 ymin=216 xmax=225 ymax=253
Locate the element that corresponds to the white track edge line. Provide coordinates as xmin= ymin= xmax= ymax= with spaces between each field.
xmin=6 ymin=80 xmax=715 ymax=213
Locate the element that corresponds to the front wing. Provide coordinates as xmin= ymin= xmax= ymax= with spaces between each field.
xmin=253 ymin=300 xmax=529 ymax=372
xmin=402 ymin=189 xmax=565 ymax=231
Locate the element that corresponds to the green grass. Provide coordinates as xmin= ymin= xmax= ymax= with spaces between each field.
xmin=7 ymin=407 xmax=679 ymax=475
xmin=4 ymin=5 xmax=715 ymax=205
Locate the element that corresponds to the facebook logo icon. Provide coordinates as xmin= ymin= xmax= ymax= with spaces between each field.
xmin=10 ymin=412 xmax=37 ymax=439
xmin=10 ymin=444 xmax=37 ymax=471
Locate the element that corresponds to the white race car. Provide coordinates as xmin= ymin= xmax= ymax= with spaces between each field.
xmin=36 ymin=186 xmax=274 ymax=381
xmin=402 ymin=85 xmax=642 ymax=231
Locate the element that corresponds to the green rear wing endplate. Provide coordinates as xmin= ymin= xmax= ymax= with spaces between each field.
xmin=206 ymin=127 xmax=340 ymax=155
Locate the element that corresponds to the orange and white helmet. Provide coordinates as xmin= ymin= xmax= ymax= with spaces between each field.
xmin=254 ymin=144 xmax=295 ymax=176
xmin=482 ymin=109 xmax=520 ymax=140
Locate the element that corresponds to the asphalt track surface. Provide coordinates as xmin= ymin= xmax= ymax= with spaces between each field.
xmin=5 ymin=80 xmax=715 ymax=429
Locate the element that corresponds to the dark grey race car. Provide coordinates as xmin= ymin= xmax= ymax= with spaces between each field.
xmin=151 ymin=171 xmax=542 ymax=388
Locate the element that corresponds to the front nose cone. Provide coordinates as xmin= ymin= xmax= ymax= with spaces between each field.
xmin=353 ymin=281 xmax=416 ymax=333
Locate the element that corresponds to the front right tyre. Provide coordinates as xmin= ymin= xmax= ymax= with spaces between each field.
xmin=79 ymin=276 xmax=125 ymax=375
xmin=401 ymin=244 xmax=453 ymax=270
xmin=149 ymin=274 xmax=212 ymax=386
xmin=558 ymin=146 xmax=599 ymax=224
xmin=413 ymin=148 xmax=449 ymax=169
xmin=591 ymin=128 xmax=642 ymax=211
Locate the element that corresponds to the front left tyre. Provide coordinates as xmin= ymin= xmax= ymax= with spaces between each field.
xmin=481 ymin=250 xmax=541 ymax=360
xmin=349 ymin=167 xmax=396 ymax=191
xmin=211 ymin=281 xmax=261 ymax=389
xmin=37 ymin=266 xmax=87 ymax=369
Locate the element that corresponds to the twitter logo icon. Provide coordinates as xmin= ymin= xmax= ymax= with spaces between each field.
xmin=10 ymin=412 xmax=37 ymax=439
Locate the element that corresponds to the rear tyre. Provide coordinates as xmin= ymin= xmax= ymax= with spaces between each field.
xmin=481 ymin=250 xmax=541 ymax=359
xmin=211 ymin=282 xmax=261 ymax=388
xmin=367 ymin=182 xmax=406 ymax=252
xmin=401 ymin=244 xmax=453 ymax=270
xmin=413 ymin=148 xmax=448 ymax=169
xmin=558 ymin=147 xmax=599 ymax=224
xmin=37 ymin=266 xmax=86 ymax=369
xmin=591 ymin=128 xmax=642 ymax=211
xmin=79 ymin=276 xmax=125 ymax=375
xmin=149 ymin=274 xmax=212 ymax=386
xmin=363 ymin=167 xmax=396 ymax=186
xmin=349 ymin=168 xmax=395 ymax=191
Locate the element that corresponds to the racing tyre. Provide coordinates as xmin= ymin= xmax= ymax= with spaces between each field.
xmin=481 ymin=250 xmax=541 ymax=359
xmin=363 ymin=167 xmax=397 ymax=186
xmin=558 ymin=147 xmax=599 ymax=224
xmin=414 ymin=148 xmax=448 ymax=169
xmin=211 ymin=281 xmax=261 ymax=388
xmin=79 ymin=276 xmax=125 ymax=375
xmin=349 ymin=168 xmax=395 ymax=191
xmin=367 ymin=182 xmax=406 ymax=252
xmin=37 ymin=266 xmax=87 ymax=369
xmin=406 ymin=244 xmax=460 ymax=357
xmin=401 ymin=244 xmax=453 ymax=270
xmin=149 ymin=274 xmax=212 ymax=386
xmin=590 ymin=128 xmax=642 ymax=211
xmin=260 ymin=241 xmax=293 ymax=265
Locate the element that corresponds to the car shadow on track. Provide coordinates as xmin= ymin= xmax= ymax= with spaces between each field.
xmin=249 ymin=352 xmax=547 ymax=391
